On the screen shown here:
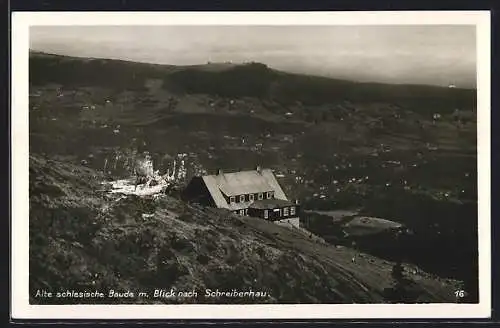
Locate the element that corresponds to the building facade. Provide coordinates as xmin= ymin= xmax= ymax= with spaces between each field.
xmin=182 ymin=167 xmax=300 ymax=227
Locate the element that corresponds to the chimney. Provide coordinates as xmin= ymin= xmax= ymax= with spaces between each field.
xmin=256 ymin=165 xmax=262 ymax=174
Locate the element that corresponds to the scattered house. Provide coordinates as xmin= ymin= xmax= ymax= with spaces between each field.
xmin=427 ymin=144 xmax=439 ymax=151
xmin=182 ymin=166 xmax=300 ymax=227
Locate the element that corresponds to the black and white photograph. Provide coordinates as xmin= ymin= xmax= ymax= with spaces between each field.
xmin=11 ymin=11 xmax=491 ymax=319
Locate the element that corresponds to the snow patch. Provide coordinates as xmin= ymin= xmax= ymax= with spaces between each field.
xmin=103 ymin=151 xmax=190 ymax=197
xmin=107 ymin=178 xmax=170 ymax=196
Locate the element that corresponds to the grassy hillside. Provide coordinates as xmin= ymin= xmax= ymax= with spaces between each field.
xmin=29 ymin=154 xmax=459 ymax=304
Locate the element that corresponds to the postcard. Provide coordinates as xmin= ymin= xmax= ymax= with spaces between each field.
xmin=11 ymin=10 xmax=491 ymax=319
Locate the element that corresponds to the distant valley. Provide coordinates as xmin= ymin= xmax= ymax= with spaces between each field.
xmin=28 ymin=51 xmax=478 ymax=303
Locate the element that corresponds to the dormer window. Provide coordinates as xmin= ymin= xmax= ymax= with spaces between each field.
xmin=249 ymin=194 xmax=254 ymax=201
xmin=266 ymin=191 xmax=273 ymax=199
xmin=258 ymin=193 xmax=263 ymax=200
xmin=240 ymin=195 xmax=245 ymax=203
xmin=230 ymin=196 xmax=235 ymax=204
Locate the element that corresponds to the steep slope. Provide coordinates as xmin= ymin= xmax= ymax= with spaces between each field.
xmin=29 ymin=155 xmax=459 ymax=304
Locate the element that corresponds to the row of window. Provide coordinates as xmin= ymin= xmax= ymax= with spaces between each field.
xmin=261 ymin=206 xmax=297 ymax=219
xmin=235 ymin=209 xmax=248 ymax=216
xmin=228 ymin=191 xmax=274 ymax=204
xmin=234 ymin=206 xmax=297 ymax=218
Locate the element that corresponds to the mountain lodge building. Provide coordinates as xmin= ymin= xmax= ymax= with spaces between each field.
xmin=182 ymin=166 xmax=300 ymax=227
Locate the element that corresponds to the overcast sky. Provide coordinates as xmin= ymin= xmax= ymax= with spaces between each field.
xmin=30 ymin=25 xmax=476 ymax=88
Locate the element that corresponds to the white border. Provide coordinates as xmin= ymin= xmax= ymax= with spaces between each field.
xmin=11 ymin=11 xmax=491 ymax=320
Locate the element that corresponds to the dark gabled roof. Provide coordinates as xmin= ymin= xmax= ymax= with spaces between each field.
xmin=248 ymin=198 xmax=295 ymax=210
xmin=201 ymin=168 xmax=288 ymax=210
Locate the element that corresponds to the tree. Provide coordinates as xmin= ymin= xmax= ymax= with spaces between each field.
xmin=391 ymin=260 xmax=404 ymax=282
xmin=383 ymin=259 xmax=419 ymax=303
xmin=384 ymin=229 xmax=418 ymax=304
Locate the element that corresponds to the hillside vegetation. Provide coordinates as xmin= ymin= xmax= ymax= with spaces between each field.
xmin=30 ymin=154 xmax=459 ymax=304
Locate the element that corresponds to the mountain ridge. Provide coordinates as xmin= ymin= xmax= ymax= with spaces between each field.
xmin=29 ymin=50 xmax=476 ymax=91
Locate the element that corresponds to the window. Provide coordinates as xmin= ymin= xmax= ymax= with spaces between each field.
xmin=249 ymin=194 xmax=254 ymax=201
xmin=240 ymin=195 xmax=245 ymax=203
xmin=230 ymin=196 xmax=235 ymax=204
xmin=266 ymin=191 xmax=272 ymax=199
xmin=284 ymin=207 xmax=289 ymax=216
xmin=290 ymin=206 xmax=296 ymax=216
xmin=239 ymin=209 xmax=245 ymax=216
xmin=258 ymin=193 xmax=263 ymax=200
xmin=264 ymin=210 xmax=268 ymax=219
